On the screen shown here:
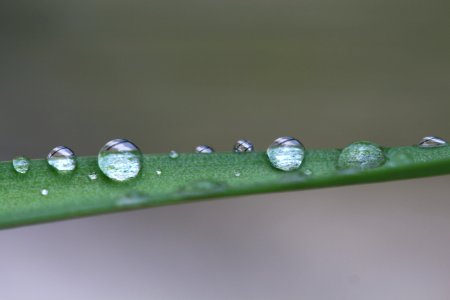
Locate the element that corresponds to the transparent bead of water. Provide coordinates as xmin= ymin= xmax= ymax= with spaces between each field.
xmin=47 ymin=146 xmax=77 ymax=173
xmin=156 ymin=169 xmax=162 ymax=176
xmin=418 ymin=136 xmax=447 ymax=148
xmin=266 ymin=137 xmax=305 ymax=171
xmin=195 ymin=145 xmax=214 ymax=154
xmin=233 ymin=139 xmax=254 ymax=153
xmin=98 ymin=139 xmax=143 ymax=182
xmin=234 ymin=170 xmax=241 ymax=177
xmin=303 ymin=169 xmax=313 ymax=176
xmin=338 ymin=141 xmax=386 ymax=170
xmin=41 ymin=189 xmax=49 ymax=196
xmin=12 ymin=156 xmax=30 ymax=174
xmin=169 ymin=150 xmax=179 ymax=159
xmin=88 ymin=173 xmax=98 ymax=180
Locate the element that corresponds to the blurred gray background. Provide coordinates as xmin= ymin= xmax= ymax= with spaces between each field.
xmin=0 ymin=0 xmax=449 ymax=299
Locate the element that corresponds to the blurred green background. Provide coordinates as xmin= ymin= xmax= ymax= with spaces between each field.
xmin=0 ymin=0 xmax=449 ymax=299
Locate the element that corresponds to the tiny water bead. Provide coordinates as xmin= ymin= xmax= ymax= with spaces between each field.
xmin=418 ymin=136 xmax=447 ymax=148
xmin=169 ymin=150 xmax=179 ymax=159
xmin=88 ymin=173 xmax=98 ymax=180
xmin=156 ymin=169 xmax=162 ymax=176
xmin=234 ymin=170 xmax=241 ymax=177
xmin=303 ymin=169 xmax=313 ymax=176
xmin=12 ymin=157 xmax=30 ymax=174
xmin=195 ymin=145 xmax=214 ymax=154
xmin=337 ymin=141 xmax=386 ymax=170
xmin=41 ymin=189 xmax=49 ymax=196
xmin=47 ymin=146 xmax=77 ymax=173
xmin=233 ymin=139 xmax=254 ymax=153
xmin=98 ymin=139 xmax=143 ymax=182
xmin=266 ymin=137 xmax=305 ymax=171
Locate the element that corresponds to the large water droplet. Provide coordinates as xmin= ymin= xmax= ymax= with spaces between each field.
xmin=47 ymin=146 xmax=77 ymax=173
xmin=12 ymin=156 xmax=30 ymax=174
xmin=98 ymin=139 xmax=143 ymax=182
xmin=266 ymin=137 xmax=305 ymax=171
xmin=233 ymin=139 xmax=254 ymax=153
xmin=418 ymin=136 xmax=447 ymax=148
xmin=338 ymin=141 xmax=386 ymax=170
xmin=195 ymin=145 xmax=214 ymax=154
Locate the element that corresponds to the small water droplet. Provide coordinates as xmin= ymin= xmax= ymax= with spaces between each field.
xmin=178 ymin=180 xmax=228 ymax=197
xmin=303 ymin=169 xmax=313 ymax=176
xmin=88 ymin=173 xmax=98 ymax=180
xmin=266 ymin=137 xmax=305 ymax=171
xmin=234 ymin=170 xmax=241 ymax=177
xmin=169 ymin=150 xmax=179 ymax=159
xmin=98 ymin=139 xmax=143 ymax=182
xmin=116 ymin=191 xmax=149 ymax=207
xmin=418 ymin=136 xmax=447 ymax=148
xmin=47 ymin=146 xmax=77 ymax=173
xmin=41 ymin=189 xmax=49 ymax=196
xmin=12 ymin=156 xmax=30 ymax=174
xmin=338 ymin=141 xmax=386 ymax=170
xmin=156 ymin=169 xmax=162 ymax=176
xmin=386 ymin=148 xmax=414 ymax=166
xmin=195 ymin=145 xmax=214 ymax=154
xmin=233 ymin=139 xmax=254 ymax=153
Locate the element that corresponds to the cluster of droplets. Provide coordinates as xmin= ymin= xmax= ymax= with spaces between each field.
xmin=9 ymin=134 xmax=448 ymax=196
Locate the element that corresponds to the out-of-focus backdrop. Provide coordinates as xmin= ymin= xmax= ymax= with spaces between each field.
xmin=0 ymin=0 xmax=449 ymax=299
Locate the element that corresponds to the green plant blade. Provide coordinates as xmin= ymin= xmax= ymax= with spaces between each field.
xmin=1 ymin=145 xmax=449 ymax=229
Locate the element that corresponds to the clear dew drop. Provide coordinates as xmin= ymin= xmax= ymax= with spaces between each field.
xmin=303 ymin=169 xmax=313 ymax=176
xmin=47 ymin=146 xmax=77 ymax=173
xmin=234 ymin=170 xmax=241 ymax=177
xmin=233 ymin=139 xmax=254 ymax=153
xmin=178 ymin=180 xmax=228 ymax=197
xmin=195 ymin=145 xmax=214 ymax=154
xmin=12 ymin=156 xmax=30 ymax=174
xmin=385 ymin=148 xmax=414 ymax=166
xmin=338 ymin=141 xmax=386 ymax=170
xmin=266 ymin=137 xmax=305 ymax=171
xmin=41 ymin=189 xmax=49 ymax=196
xmin=88 ymin=173 xmax=98 ymax=180
xmin=98 ymin=139 xmax=143 ymax=182
xmin=418 ymin=136 xmax=447 ymax=148
xmin=156 ymin=169 xmax=162 ymax=176
xmin=169 ymin=150 xmax=179 ymax=159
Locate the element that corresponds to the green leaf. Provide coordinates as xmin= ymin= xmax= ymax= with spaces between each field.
xmin=1 ymin=145 xmax=449 ymax=229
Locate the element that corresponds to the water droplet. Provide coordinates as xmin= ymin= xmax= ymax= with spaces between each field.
xmin=338 ymin=141 xmax=386 ymax=170
xmin=98 ymin=139 xmax=143 ymax=182
xmin=12 ymin=156 xmax=30 ymax=174
xmin=234 ymin=170 xmax=241 ymax=177
xmin=195 ymin=145 xmax=214 ymax=154
xmin=88 ymin=173 xmax=98 ymax=180
xmin=418 ymin=136 xmax=447 ymax=148
xmin=266 ymin=137 xmax=305 ymax=171
xmin=47 ymin=146 xmax=77 ymax=173
xmin=41 ymin=189 xmax=49 ymax=196
xmin=303 ymin=169 xmax=313 ymax=176
xmin=169 ymin=150 xmax=179 ymax=159
xmin=116 ymin=191 xmax=149 ymax=207
xmin=178 ymin=180 xmax=228 ymax=197
xmin=156 ymin=169 xmax=162 ymax=176
xmin=385 ymin=148 xmax=414 ymax=166
xmin=233 ymin=139 xmax=254 ymax=153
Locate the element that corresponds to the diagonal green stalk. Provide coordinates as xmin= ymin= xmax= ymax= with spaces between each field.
xmin=1 ymin=145 xmax=449 ymax=229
